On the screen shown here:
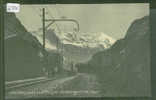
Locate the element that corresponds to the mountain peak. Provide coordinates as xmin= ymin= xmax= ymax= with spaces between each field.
xmin=56 ymin=31 xmax=116 ymax=49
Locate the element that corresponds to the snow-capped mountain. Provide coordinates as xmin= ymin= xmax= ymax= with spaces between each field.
xmin=56 ymin=31 xmax=116 ymax=49
xmin=32 ymin=30 xmax=116 ymax=51
xmin=45 ymin=31 xmax=115 ymax=62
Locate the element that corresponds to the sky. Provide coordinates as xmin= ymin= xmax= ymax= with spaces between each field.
xmin=16 ymin=4 xmax=149 ymax=39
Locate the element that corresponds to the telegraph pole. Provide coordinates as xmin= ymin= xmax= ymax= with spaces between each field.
xmin=42 ymin=8 xmax=48 ymax=77
xmin=42 ymin=8 xmax=45 ymax=49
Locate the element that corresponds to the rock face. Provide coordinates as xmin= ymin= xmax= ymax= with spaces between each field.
xmin=76 ymin=16 xmax=151 ymax=96
xmin=5 ymin=13 xmax=45 ymax=81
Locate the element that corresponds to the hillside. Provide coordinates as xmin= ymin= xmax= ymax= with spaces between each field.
xmin=4 ymin=13 xmax=46 ymax=81
xmin=76 ymin=16 xmax=151 ymax=96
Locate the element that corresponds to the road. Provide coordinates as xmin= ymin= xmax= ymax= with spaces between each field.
xmin=6 ymin=73 xmax=102 ymax=99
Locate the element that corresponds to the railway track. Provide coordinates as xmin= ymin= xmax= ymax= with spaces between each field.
xmin=5 ymin=77 xmax=52 ymax=91
xmin=5 ymin=75 xmax=78 ymax=99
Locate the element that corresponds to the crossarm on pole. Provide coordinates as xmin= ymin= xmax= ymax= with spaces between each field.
xmin=45 ymin=19 xmax=80 ymax=32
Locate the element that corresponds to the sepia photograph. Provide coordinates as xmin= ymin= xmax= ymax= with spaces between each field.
xmin=4 ymin=4 xmax=151 ymax=99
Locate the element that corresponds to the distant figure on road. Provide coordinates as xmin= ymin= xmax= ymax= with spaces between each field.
xmin=70 ymin=61 xmax=78 ymax=74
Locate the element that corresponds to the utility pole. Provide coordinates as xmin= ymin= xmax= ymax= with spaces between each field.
xmin=42 ymin=8 xmax=48 ymax=77
xmin=42 ymin=8 xmax=45 ymax=49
